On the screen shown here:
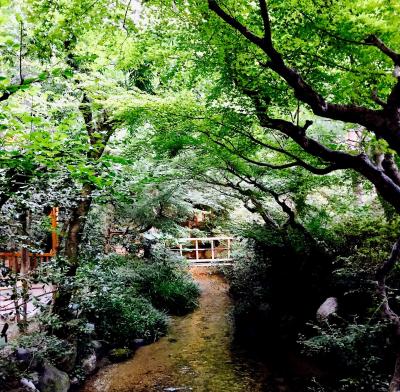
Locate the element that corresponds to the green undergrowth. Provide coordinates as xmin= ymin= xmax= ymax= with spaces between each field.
xmin=227 ymin=216 xmax=400 ymax=391
xmin=75 ymin=246 xmax=200 ymax=346
xmin=0 ymin=246 xmax=200 ymax=389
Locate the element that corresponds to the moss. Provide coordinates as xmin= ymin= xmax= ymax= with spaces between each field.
xmin=108 ymin=348 xmax=133 ymax=362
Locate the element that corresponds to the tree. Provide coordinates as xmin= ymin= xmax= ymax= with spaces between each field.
xmin=129 ymin=0 xmax=400 ymax=388
xmin=194 ymin=1 xmax=400 ymax=389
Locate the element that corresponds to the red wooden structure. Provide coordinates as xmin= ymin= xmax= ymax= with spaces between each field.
xmin=0 ymin=208 xmax=58 ymax=272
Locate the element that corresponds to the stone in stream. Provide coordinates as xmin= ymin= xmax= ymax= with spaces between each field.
xmin=133 ymin=338 xmax=145 ymax=347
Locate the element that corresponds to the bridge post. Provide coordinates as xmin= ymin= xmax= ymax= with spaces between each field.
xmin=211 ymin=239 xmax=215 ymax=260
xmin=195 ymin=239 xmax=199 ymax=262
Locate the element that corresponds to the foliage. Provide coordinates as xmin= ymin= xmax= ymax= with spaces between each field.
xmin=0 ymin=353 xmax=20 ymax=389
xmin=133 ymin=245 xmax=200 ymax=315
xmin=299 ymin=322 xmax=391 ymax=392
xmin=89 ymin=295 xmax=167 ymax=346
xmin=75 ymin=250 xmax=199 ymax=346
xmin=227 ymin=224 xmax=331 ymax=346
xmin=13 ymin=331 xmax=74 ymax=368
xmin=0 ymin=331 xmax=73 ymax=389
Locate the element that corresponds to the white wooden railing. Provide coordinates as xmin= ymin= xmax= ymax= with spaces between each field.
xmin=171 ymin=237 xmax=234 ymax=264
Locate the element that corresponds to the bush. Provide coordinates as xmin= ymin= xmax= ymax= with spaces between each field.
xmin=75 ymin=247 xmax=199 ymax=346
xmin=0 ymin=353 xmax=20 ymax=389
xmin=133 ymin=245 xmax=200 ymax=314
xmin=14 ymin=332 xmax=75 ymax=367
xmin=226 ymin=224 xmax=331 ymax=347
xmin=92 ymin=296 xmax=167 ymax=346
xmin=299 ymin=322 xmax=391 ymax=391
xmin=0 ymin=331 xmax=74 ymax=389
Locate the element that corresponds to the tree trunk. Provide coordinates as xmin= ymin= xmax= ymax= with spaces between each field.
xmin=376 ymin=236 xmax=400 ymax=392
xmin=64 ymin=184 xmax=93 ymax=273
xmin=20 ymin=209 xmax=31 ymax=274
xmin=390 ymin=352 xmax=400 ymax=392
xmin=53 ymin=185 xmax=92 ymax=320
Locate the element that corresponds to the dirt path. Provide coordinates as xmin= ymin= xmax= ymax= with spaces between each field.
xmin=81 ymin=268 xmax=269 ymax=392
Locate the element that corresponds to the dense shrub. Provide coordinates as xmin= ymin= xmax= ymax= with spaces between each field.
xmin=15 ymin=332 xmax=75 ymax=367
xmin=0 ymin=332 xmax=74 ymax=389
xmin=227 ymin=224 xmax=331 ymax=347
xmin=299 ymin=322 xmax=391 ymax=391
xmin=91 ymin=296 xmax=167 ymax=346
xmin=133 ymin=245 xmax=200 ymax=315
xmin=228 ymin=215 xmax=400 ymax=390
xmin=75 ymin=247 xmax=199 ymax=346
xmin=0 ymin=354 xmax=20 ymax=389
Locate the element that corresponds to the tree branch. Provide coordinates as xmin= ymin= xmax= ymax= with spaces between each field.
xmin=365 ymin=35 xmax=400 ymax=66
xmin=208 ymin=0 xmax=264 ymax=47
xmin=208 ymin=1 xmax=400 ymax=156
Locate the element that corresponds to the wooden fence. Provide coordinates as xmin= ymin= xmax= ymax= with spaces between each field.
xmin=0 ymin=207 xmax=58 ymax=273
xmin=0 ymin=252 xmax=54 ymax=273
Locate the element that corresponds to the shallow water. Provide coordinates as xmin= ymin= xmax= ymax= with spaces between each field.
xmin=81 ymin=268 xmax=272 ymax=392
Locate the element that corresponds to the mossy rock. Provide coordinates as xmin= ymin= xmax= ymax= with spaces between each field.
xmin=108 ymin=348 xmax=133 ymax=362
xmin=38 ymin=362 xmax=70 ymax=392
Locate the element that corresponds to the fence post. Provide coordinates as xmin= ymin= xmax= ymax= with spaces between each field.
xmin=50 ymin=207 xmax=59 ymax=254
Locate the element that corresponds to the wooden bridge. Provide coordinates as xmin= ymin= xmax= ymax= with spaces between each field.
xmin=171 ymin=237 xmax=234 ymax=266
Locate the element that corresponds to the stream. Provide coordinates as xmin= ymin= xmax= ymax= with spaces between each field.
xmin=81 ymin=268 xmax=284 ymax=392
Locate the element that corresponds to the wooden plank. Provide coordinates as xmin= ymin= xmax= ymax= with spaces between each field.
xmin=177 ymin=237 xmax=234 ymax=241
xmin=190 ymin=258 xmax=233 ymax=262
xmin=190 ymin=262 xmax=234 ymax=267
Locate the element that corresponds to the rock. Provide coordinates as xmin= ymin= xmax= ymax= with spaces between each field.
xmin=38 ymin=362 xmax=70 ymax=392
xmin=82 ymin=352 xmax=97 ymax=375
xmin=85 ymin=323 xmax=95 ymax=335
xmin=16 ymin=348 xmax=33 ymax=363
xmin=70 ymin=376 xmax=79 ymax=385
xmin=90 ymin=340 xmax=103 ymax=356
xmin=133 ymin=338 xmax=145 ymax=347
xmin=108 ymin=348 xmax=133 ymax=362
xmin=16 ymin=348 xmax=40 ymax=369
xmin=167 ymin=338 xmax=177 ymax=344
xmin=20 ymin=377 xmax=38 ymax=391
xmin=316 ymin=297 xmax=338 ymax=322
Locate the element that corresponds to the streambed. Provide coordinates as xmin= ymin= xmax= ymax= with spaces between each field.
xmin=81 ymin=268 xmax=278 ymax=392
